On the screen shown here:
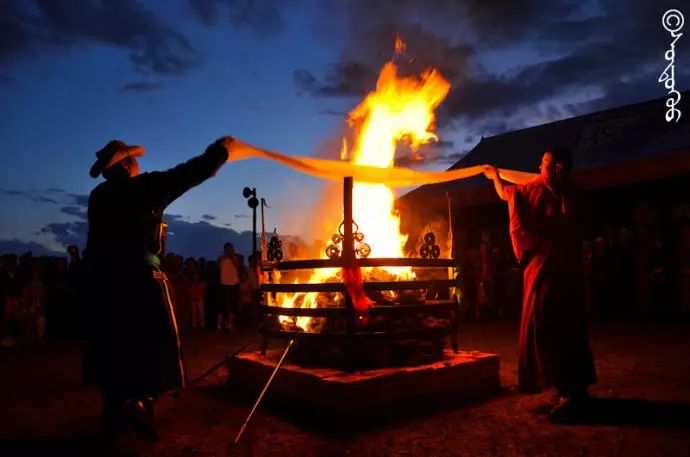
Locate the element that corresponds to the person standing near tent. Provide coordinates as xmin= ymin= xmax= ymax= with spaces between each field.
xmin=83 ymin=136 xmax=234 ymax=439
xmin=483 ymin=147 xmax=596 ymax=422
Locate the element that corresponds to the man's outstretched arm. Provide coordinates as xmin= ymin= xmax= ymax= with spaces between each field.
xmin=145 ymin=137 xmax=234 ymax=210
xmin=483 ymin=165 xmax=508 ymax=201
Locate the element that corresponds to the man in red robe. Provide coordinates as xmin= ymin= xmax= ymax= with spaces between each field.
xmin=483 ymin=147 xmax=596 ymax=422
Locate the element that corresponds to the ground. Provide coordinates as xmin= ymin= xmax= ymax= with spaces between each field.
xmin=1 ymin=321 xmax=690 ymax=457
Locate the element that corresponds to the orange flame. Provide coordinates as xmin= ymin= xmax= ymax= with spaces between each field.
xmin=345 ymin=43 xmax=450 ymax=275
xmin=275 ymin=38 xmax=450 ymax=329
xmin=394 ymin=35 xmax=406 ymax=56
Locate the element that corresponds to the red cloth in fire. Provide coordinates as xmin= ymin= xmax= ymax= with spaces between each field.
xmin=505 ymin=175 xmax=596 ymax=396
xmin=342 ymin=264 xmax=373 ymax=312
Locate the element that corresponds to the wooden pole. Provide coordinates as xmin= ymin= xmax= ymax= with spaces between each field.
xmin=342 ymin=177 xmax=354 ymax=262
xmin=342 ymin=177 xmax=356 ymax=366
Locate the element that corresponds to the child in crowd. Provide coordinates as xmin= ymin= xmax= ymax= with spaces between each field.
xmin=187 ymin=270 xmax=206 ymax=328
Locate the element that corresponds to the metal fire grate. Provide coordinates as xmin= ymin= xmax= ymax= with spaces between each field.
xmin=258 ymin=177 xmax=459 ymax=360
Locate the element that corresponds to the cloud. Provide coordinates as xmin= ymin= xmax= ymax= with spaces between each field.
xmin=189 ymin=0 xmax=290 ymax=37
xmin=189 ymin=0 xmax=219 ymax=26
xmin=120 ymin=81 xmax=164 ymax=93
xmin=294 ymin=62 xmax=378 ymax=97
xmin=395 ymin=151 xmax=467 ymax=168
xmin=1 ymin=0 xmax=200 ymax=75
xmin=164 ymin=217 xmax=254 ymax=258
xmin=1 ymin=188 xmax=59 ymax=204
xmin=2 ymin=189 xmax=89 ymax=207
xmin=68 ymin=193 xmax=89 ymax=207
xmin=0 ymin=239 xmax=65 ymax=257
xmin=295 ymin=0 xmax=688 ymax=140
xmin=60 ymin=206 xmax=87 ymax=219
xmin=201 ymin=214 xmax=216 ymax=221
xmin=234 ymin=214 xmax=250 ymax=218
xmin=40 ymin=221 xmax=88 ymax=248
xmin=36 ymin=212 xmax=256 ymax=258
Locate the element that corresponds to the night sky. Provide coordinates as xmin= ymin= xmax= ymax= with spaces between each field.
xmin=1 ymin=0 xmax=688 ymax=258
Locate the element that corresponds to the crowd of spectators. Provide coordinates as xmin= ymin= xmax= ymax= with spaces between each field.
xmin=159 ymin=242 xmax=261 ymax=332
xmin=3 ymin=219 xmax=689 ymax=347
xmin=0 ymin=246 xmax=83 ymax=346
xmin=459 ymin=222 xmax=690 ymax=321
xmin=0 ymin=243 xmax=262 ymax=347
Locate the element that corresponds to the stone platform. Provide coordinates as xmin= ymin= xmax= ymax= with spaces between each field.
xmin=227 ymin=349 xmax=500 ymax=419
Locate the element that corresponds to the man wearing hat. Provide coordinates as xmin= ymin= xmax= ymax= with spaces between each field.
xmin=82 ymin=137 xmax=234 ymax=439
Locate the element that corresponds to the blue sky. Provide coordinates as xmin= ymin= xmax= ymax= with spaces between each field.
xmin=1 ymin=0 xmax=688 ymax=258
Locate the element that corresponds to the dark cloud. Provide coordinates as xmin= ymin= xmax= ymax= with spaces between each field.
xmin=60 ymin=206 xmax=86 ymax=219
xmin=120 ymin=81 xmax=164 ymax=93
xmin=293 ymin=68 xmax=316 ymax=95
xmin=1 ymin=188 xmax=59 ymax=204
xmin=391 ymin=138 xmax=461 ymax=167
xmin=0 ymin=239 xmax=65 ymax=257
xmin=40 ymin=221 xmax=88 ymax=248
xmin=318 ymin=109 xmax=348 ymax=117
xmin=189 ymin=0 xmax=219 ymax=26
xmin=429 ymin=140 xmax=455 ymax=149
xmin=201 ymin=214 xmax=217 ymax=221
xmin=188 ymin=0 xmax=289 ymax=37
xmin=294 ymin=61 xmax=378 ymax=97
xmin=68 ymin=194 xmax=89 ymax=207
xmin=2 ymin=190 xmax=92 ymax=224
xmin=296 ymin=0 xmax=688 ymax=138
xmin=165 ymin=217 xmax=254 ymax=258
xmin=228 ymin=0 xmax=285 ymax=37
xmin=37 ymin=213 xmax=254 ymax=258
xmin=234 ymin=214 xmax=250 ymax=219
xmin=0 ymin=0 xmax=200 ymax=75
xmin=395 ymin=151 xmax=467 ymax=168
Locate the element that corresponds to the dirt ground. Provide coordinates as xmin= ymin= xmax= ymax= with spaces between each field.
xmin=1 ymin=321 xmax=690 ymax=457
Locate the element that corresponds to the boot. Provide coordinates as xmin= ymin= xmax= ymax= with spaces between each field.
xmin=126 ymin=397 xmax=159 ymax=441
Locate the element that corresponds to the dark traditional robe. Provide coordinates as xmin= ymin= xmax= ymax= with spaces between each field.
xmin=505 ymin=175 xmax=596 ymax=396
xmin=82 ymin=144 xmax=227 ymax=398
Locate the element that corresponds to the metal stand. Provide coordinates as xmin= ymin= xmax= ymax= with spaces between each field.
xmin=232 ymin=339 xmax=294 ymax=447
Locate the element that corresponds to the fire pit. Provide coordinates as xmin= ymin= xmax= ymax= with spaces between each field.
xmin=226 ymin=42 xmax=499 ymax=422
xmin=227 ymin=178 xmax=500 ymax=418
xmin=258 ymin=177 xmax=459 ymax=369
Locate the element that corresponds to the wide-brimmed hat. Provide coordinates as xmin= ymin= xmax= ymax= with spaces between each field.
xmin=89 ymin=140 xmax=144 ymax=178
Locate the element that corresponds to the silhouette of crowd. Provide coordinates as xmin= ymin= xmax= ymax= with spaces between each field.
xmin=0 ymin=244 xmax=262 ymax=347
xmin=3 ymin=216 xmax=689 ymax=347
xmin=458 ymin=221 xmax=690 ymax=321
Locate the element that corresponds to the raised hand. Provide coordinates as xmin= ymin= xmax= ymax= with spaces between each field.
xmin=482 ymin=164 xmax=499 ymax=179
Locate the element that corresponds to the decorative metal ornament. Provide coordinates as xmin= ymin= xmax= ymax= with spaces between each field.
xmin=325 ymin=219 xmax=371 ymax=259
xmin=267 ymin=229 xmax=284 ymax=262
xmin=420 ymin=231 xmax=441 ymax=259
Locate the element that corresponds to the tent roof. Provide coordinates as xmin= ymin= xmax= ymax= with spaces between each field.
xmin=401 ymin=92 xmax=690 ymax=207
